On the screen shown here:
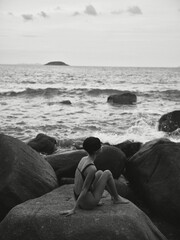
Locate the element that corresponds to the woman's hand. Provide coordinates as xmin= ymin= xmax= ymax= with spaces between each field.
xmin=60 ymin=208 xmax=76 ymax=217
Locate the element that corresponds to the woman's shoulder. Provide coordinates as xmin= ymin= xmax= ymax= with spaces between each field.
xmin=78 ymin=156 xmax=88 ymax=169
xmin=79 ymin=157 xmax=95 ymax=172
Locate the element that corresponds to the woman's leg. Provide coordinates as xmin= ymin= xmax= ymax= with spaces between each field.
xmin=92 ymin=170 xmax=129 ymax=204
xmin=92 ymin=170 xmax=113 ymax=199
xmin=92 ymin=170 xmax=103 ymax=188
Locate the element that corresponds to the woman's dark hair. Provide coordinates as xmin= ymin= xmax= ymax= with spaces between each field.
xmin=83 ymin=137 xmax=101 ymax=155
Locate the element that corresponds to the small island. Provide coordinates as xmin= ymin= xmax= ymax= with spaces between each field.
xmin=45 ymin=61 xmax=69 ymax=66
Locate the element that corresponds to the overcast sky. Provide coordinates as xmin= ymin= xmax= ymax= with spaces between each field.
xmin=0 ymin=0 xmax=180 ymax=67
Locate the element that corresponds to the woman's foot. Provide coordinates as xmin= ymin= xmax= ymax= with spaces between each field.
xmin=113 ymin=195 xmax=129 ymax=204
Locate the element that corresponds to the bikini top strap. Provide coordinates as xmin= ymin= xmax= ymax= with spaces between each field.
xmin=78 ymin=163 xmax=95 ymax=181
xmin=81 ymin=163 xmax=95 ymax=175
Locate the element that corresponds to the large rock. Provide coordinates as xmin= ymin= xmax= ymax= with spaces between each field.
xmin=0 ymin=185 xmax=167 ymax=240
xmin=0 ymin=134 xmax=58 ymax=221
xmin=27 ymin=133 xmax=57 ymax=155
xmin=94 ymin=145 xmax=126 ymax=179
xmin=125 ymin=138 xmax=180 ymax=222
xmin=107 ymin=92 xmax=137 ymax=104
xmin=46 ymin=145 xmax=127 ymax=183
xmin=46 ymin=150 xmax=87 ymax=184
xmin=113 ymin=140 xmax=142 ymax=159
xmin=158 ymin=110 xmax=180 ymax=132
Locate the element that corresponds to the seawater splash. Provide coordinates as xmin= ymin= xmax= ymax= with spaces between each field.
xmin=93 ymin=125 xmax=165 ymax=145
xmin=168 ymin=128 xmax=180 ymax=142
xmin=92 ymin=119 xmax=180 ymax=145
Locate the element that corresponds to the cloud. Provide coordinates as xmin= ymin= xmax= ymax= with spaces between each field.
xmin=22 ymin=14 xmax=34 ymax=21
xmin=111 ymin=10 xmax=124 ymax=15
xmin=22 ymin=34 xmax=38 ymax=38
xmin=84 ymin=5 xmax=97 ymax=16
xmin=8 ymin=12 xmax=14 ymax=16
xmin=73 ymin=11 xmax=80 ymax=16
xmin=55 ymin=6 xmax=61 ymax=11
xmin=127 ymin=6 xmax=142 ymax=15
xmin=38 ymin=11 xmax=49 ymax=18
xmin=21 ymin=11 xmax=49 ymax=22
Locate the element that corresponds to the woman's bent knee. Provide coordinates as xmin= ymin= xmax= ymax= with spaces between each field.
xmin=103 ymin=170 xmax=113 ymax=179
xmin=95 ymin=170 xmax=103 ymax=179
xmin=96 ymin=170 xmax=103 ymax=175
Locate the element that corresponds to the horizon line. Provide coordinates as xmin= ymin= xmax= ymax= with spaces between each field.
xmin=0 ymin=63 xmax=179 ymax=68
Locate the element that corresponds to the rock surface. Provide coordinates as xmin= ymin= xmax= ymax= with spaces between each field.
xmin=0 ymin=134 xmax=58 ymax=221
xmin=27 ymin=133 xmax=57 ymax=155
xmin=94 ymin=145 xmax=126 ymax=179
xmin=126 ymin=138 xmax=180 ymax=222
xmin=46 ymin=149 xmax=86 ymax=184
xmin=113 ymin=140 xmax=142 ymax=159
xmin=107 ymin=92 xmax=137 ymax=104
xmin=0 ymin=185 xmax=167 ymax=240
xmin=158 ymin=110 xmax=180 ymax=132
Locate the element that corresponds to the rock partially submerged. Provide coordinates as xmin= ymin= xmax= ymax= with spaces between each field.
xmin=0 ymin=185 xmax=167 ymax=240
xmin=60 ymin=100 xmax=72 ymax=105
xmin=0 ymin=134 xmax=58 ymax=221
xmin=158 ymin=110 xmax=180 ymax=133
xmin=107 ymin=92 xmax=137 ymax=105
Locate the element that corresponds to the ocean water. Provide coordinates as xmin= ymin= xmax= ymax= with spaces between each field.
xmin=0 ymin=64 xmax=180 ymax=149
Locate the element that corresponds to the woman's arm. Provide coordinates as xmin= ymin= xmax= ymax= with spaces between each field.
xmin=60 ymin=167 xmax=96 ymax=216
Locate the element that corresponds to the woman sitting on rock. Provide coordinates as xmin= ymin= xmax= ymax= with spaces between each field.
xmin=60 ymin=137 xmax=129 ymax=216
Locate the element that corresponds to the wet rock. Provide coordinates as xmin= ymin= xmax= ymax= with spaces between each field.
xmin=60 ymin=100 xmax=72 ymax=105
xmin=158 ymin=110 xmax=180 ymax=132
xmin=107 ymin=92 xmax=137 ymax=104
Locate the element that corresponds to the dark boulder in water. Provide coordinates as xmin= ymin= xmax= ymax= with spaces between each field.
xmin=126 ymin=138 xmax=180 ymax=222
xmin=107 ymin=92 xmax=137 ymax=104
xmin=0 ymin=134 xmax=58 ymax=222
xmin=27 ymin=133 xmax=57 ymax=155
xmin=0 ymin=185 xmax=167 ymax=240
xmin=158 ymin=110 xmax=180 ymax=132
xmin=60 ymin=100 xmax=72 ymax=105
xmin=45 ymin=61 xmax=69 ymax=66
